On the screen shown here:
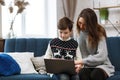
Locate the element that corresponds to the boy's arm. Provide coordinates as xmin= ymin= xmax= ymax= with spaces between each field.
xmin=44 ymin=44 xmax=53 ymax=59
xmin=75 ymin=46 xmax=82 ymax=60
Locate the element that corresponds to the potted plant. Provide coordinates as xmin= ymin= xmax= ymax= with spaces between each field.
xmin=99 ymin=8 xmax=109 ymax=24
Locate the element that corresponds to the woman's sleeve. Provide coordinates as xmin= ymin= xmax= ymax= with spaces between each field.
xmin=44 ymin=44 xmax=53 ymax=59
xmin=83 ymin=37 xmax=108 ymax=66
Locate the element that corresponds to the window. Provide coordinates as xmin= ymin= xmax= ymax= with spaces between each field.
xmin=2 ymin=0 xmax=57 ymax=38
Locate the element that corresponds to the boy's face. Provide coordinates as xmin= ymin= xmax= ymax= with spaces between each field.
xmin=58 ymin=28 xmax=72 ymax=41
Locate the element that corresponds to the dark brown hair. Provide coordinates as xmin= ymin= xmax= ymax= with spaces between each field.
xmin=58 ymin=17 xmax=73 ymax=31
xmin=77 ymin=8 xmax=106 ymax=48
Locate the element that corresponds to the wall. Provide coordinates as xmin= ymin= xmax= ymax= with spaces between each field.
xmin=57 ymin=0 xmax=120 ymax=37
xmin=105 ymin=8 xmax=120 ymax=37
xmin=57 ymin=0 xmax=64 ymax=22
xmin=93 ymin=0 xmax=120 ymax=37
xmin=74 ymin=0 xmax=93 ymax=22
xmin=57 ymin=0 xmax=93 ymax=24
xmin=57 ymin=0 xmax=93 ymax=38
xmin=0 ymin=6 xmax=2 ymax=38
xmin=0 ymin=0 xmax=120 ymax=38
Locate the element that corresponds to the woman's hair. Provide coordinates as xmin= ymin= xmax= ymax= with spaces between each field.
xmin=58 ymin=17 xmax=73 ymax=31
xmin=77 ymin=8 xmax=106 ymax=48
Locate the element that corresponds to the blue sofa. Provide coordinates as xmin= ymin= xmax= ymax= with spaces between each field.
xmin=1 ymin=38 xmax=55 ymax=80
xmin=1 ymin=37 xmax=120 ymax=80
xmin=106 ymin=37 xmax=120 ymax=80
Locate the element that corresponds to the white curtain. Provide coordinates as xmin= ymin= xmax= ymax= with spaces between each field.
xmin=57 ymin=0 xmax=77 ymax=37
xmin=62 ymin=0 xmax=77 ymax=21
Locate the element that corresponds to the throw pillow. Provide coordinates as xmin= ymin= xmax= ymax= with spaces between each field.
xmin=0 ymin=53 xmax=21 ymax=76
xmin=31 ymin=55 xmax=47 ymax=74
xmin=6 ymin=52 xmax=38 ymax=74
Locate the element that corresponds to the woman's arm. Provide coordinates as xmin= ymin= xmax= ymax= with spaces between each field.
xmin=83 ymin=37 xmax=108 ymax=66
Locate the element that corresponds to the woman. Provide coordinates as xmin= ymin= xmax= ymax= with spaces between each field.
xmin=75 ymin=8 xmax=115 ymax=80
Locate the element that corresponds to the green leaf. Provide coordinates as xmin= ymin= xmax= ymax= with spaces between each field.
xmin=99 ymin=8 xmax=109 ymax=21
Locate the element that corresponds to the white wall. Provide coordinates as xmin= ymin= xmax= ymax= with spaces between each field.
xmin=105 ymin=8 xmax=120 ymax=37
xmin=74 ymin=0 xmax=93 ymax=22
xmin=57 ymin=0 xmax=93 ymax=38
xmin=0 ymin=6 xmax=2 ymax=38
xmin=57 ymin=0 xmax=120 ymax=37
xmin=57 ymin=0 xmax=65 ymax=22
xmin=0 ymin=0 xmax=120 ymax=38
xmin=57 ymin=0 xmax=93 ymax=24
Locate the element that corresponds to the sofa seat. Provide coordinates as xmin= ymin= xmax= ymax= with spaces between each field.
xmin=106 ymin=37 xmax=120 ymax=80
xmin=0 ymin=74 xmax=53 ymax=80
xmin=107 ymin=75 xmax=120 ymax=80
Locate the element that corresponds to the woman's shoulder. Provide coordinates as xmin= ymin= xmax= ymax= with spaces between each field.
xmin=100 ymin=36 xmax=106 ymax=41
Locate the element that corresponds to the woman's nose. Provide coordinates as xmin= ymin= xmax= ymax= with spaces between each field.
xmin=80 ymin=24 xmax=83 ymax=29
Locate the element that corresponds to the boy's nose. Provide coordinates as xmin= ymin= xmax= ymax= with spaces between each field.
xmin=61 ymin=34 xmax=65 ymax=38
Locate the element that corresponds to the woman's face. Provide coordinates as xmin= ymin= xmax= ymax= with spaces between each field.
xmin=78 ymin=17 xmax=86 ymax=31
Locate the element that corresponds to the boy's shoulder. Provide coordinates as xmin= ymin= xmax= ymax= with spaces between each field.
xmin=50 ymin=38 xmax=78 ymax=44
xmin=49 ymin=38 xmax=78 ymax=48
xmin=70 ymin=38 xmax=78 ymax=44
xmin=50 ymin=38 xmax=78 ymax=42
xmin=49 ymin=38 xmax=59 ymax=43
xmin=51 ymin=38 xmax=59 ymax=41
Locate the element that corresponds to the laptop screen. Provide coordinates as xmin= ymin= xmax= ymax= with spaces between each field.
xmin=44 ymin=59 xmax=76 ymax=75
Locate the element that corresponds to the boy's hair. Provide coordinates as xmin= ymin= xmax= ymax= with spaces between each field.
xmin=58 ymin=17 xmax=73 ymax=31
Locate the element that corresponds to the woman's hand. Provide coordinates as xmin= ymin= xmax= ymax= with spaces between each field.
xmin=74 ymin=60 xmax=83 ymax=73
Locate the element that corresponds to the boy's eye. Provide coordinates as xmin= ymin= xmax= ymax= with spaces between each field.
xmin=60 ymin=31 xmax=63 ymax=33
xmin=60 ymin=32 xmax=67 ymax=34
xmin=64 ymin=32 xmax=68 ymax=34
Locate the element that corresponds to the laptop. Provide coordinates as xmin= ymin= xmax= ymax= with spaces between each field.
xmin=44 ymin=58 xmax=76 ymax=75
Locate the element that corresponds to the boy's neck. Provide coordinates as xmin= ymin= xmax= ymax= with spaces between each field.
xmin=59 ymin=37 xmax=71 ymax=41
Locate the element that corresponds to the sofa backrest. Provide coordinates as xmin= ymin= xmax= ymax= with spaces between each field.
xmin=4 ymin=37 xmax=120 ymax=71
xmin=4 ymin=38 xmax=52 ymax=57
xmin=106 ymin=37 xmax=120 ymax=71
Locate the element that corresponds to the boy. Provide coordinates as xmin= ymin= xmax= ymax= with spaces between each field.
xmin=44 ymin=17 xmax=82 ymax=80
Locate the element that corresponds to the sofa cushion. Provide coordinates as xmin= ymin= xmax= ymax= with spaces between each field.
xmin=106 ymin=37 xmax=120 ymax=71
xmin=31 ymin=55 xmax=47 ymax=74
xmin=0 ymin=53 xmax=21 ymax=76
xmin=6 ymin=52 xmax=38 ymax=74
xmin=114 ymin=71 xmax=120 ymax=75
xmin=107 ymin=75 xmax=120 ymax=80
xmin=0 ymin=74 xmax=54 ymax=80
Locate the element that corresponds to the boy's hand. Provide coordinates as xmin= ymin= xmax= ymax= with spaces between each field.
xmin=74 ymin=60 xmax=83 ymax=73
